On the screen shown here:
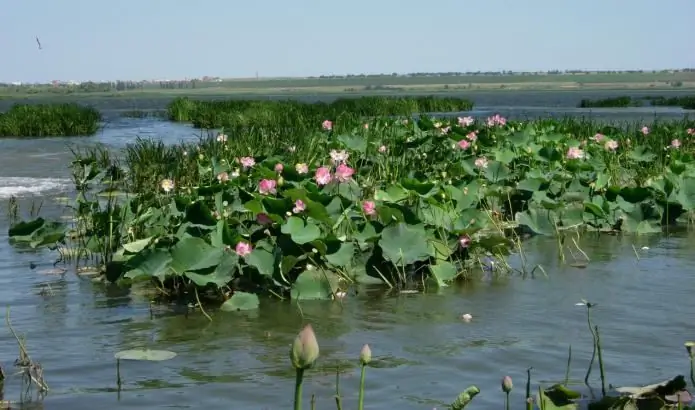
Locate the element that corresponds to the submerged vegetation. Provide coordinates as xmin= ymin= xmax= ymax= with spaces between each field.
xmin=0 ymin=102 xmax=101 ymax=137
xmin=578 ymin=95 xmax=695 ymax=109
xmin=7 ymin=110 xmax=695 ymax=312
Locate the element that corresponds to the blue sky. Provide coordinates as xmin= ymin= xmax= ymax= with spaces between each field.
xmin=2 ymin=0 xmax=693 ymax=82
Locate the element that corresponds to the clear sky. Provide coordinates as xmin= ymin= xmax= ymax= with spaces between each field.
xmin=2 ymin=0 xmax=693 ymax=82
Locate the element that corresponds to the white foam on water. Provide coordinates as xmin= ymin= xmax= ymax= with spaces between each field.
xmin=0 ymin=177 xmax=71 ymax=199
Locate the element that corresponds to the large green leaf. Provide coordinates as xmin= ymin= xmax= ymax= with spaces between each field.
xmin=184 ymin=252 xmax=238 ymax=286
xmin=515 ymin=208 xmax=557 ymax=236
xmin=429 ymin=261 xmax=458 ymax=287
xmin=220 ymin=292 xmax=260 ymax=311
xmin=246 ymin=247 xmax=275 ymax=277
xmin=281 ymin=216 xmax=322 ymax=244
xmin=325 ymin=242 xmax=354 ymax=267
xmin=379 ymin=223 xmax=430 ymax=266
xmin=124 ymin=248 xmax=173 ymax=282
xmin=170 ymin=236 xmax=224 ymax=274
xmin=290 ymin=269 xmax=337 ymax=300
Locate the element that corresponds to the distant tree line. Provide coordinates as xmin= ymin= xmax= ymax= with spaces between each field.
xmin=309 ymin=68 xmax=695 ymax=79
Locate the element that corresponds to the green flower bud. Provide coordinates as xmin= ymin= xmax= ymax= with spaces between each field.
xmin=359 ymin=344 xmax=372 ymax=365
xmin=290 ymin=324 xmax=319 ymax=370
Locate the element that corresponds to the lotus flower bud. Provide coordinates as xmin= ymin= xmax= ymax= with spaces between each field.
xmin=359 ymin=344 xmax=372 ymax=365
xmin=290 ymin=324 xmax=319 ymax=370
xmin=277 ymin=176 xmax=285 ymax=187
xmin=685 ymin=342 xmax=695 ymax=359
xmin=501 ymin=376 xmax=513 ymax=393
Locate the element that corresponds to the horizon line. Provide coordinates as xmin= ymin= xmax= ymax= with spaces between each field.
xmin=3 ymin=67 xmax=694 ymax=84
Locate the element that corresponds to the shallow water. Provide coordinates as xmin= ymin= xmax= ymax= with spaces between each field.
xmin=1 ymin=91 xmax=694 ymax=410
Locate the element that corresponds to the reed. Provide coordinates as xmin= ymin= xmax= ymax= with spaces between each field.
xmin=0 ymin=103 xmax=101 ymax=137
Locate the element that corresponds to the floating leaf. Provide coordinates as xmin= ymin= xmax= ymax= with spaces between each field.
xmin=220 ymin=292 xmax=260 ymax=311
xmin=114 ymin=349 xmax=177 ymax=361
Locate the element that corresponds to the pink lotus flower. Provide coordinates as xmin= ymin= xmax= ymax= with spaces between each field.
xmin=378 ymin=145 xmax=387 ymax=153
xmin=293 ymin=199 xmax=306 ymax=214
xmin=364 ymin=123 xmax=369 ymax=129
xmin=235 ymin=242 xmax=253 ymax=257
xmin=362 ymin=200 xmax=376 ymax=216
xmin=457 ymin=139 xmax=471 ymax=150
xmin=486 ymin=114 xmax=506 ymax=127
xmin=466 ymin=131 xmax=478 ymax=141
xmin=474 ymin=157 xmax=489 ymax=169
xmin=240 ymin=156 xmax=255 ymax=169
xmin=641 ymin=126 xmax=649 ymax=135
xmin=459 ymin=235 xmax=471 ymax=248
xmin=458 ymin=116 xmax=474 ymax=126
xmin=604 ymin=140 xmax=618 ymax=151
xmin=687 ymin=128 xmax=694 ymax=135
xmin=314 ymin=166 xmax=332 ymax=185
xmin=440 ymin=126 xmax=451 ymax=134
xmin=216 ymin=133 xmax=228 ymax=143
xmin=592 ymin=133 xmax=605 ymax=142
xmin=322 ymin=120 xmax=333 ymax=131
xmin=334 ymin=163 xmax=355 ymax=182
xmin=258 ymin=179 xmax=277 ymax=195
xmin=566 ymin=147 xmax=585 ymax=159
xmin=295 ymin=163 xmax=309 ymax=174
xmin=671 ymin=139 xmax=681 ymax=149
xmin=256 ymin=213 xmax=272 ymax=225
xmin=274 ymin=163 xmax=284 ymax=173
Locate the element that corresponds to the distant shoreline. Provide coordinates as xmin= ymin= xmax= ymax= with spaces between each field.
xmin=1 ymin=73 xmax=694 ymax=100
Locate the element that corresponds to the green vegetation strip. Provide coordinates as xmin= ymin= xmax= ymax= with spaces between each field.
xmin=166 ymin=95 xmax=474 ymax=130
xmin=578 ymin=95 xmax=695 ymax=109
xmin=0 ymin=103 xmax=102 ymax=137
xmin=7 ymin=114 xmax=695 ymax=309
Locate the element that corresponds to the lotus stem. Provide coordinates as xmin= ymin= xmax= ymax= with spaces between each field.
xmin=584 ymin=305 xmax=598 ymax=386
xmin=690 ymin=356 xmax=695 ymax=388
xmin=116 ymin=358 xmax=122 ymax=390
xmin=595 ymin=325 xmax=606 ymax=397
xmin=294 ymin=368 xmax=305 ymax=410
xmin=505 ymin=391 xmax=510 ymax=410
xmin=525 ymin=367 xmax=533 ymax=410
xmin=310 ymin=393 xmax=316 ymax=410
xmin=334 ymin=368 xmax=343 ymax=410
xmin=564 ymin=344 xmax=572 ymax=385
xmin=358 ymin=363 xmax=367 ymax=410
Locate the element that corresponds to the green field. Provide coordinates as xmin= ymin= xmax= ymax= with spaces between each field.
xmin=2 ymin=71 xmax=694 ymax=99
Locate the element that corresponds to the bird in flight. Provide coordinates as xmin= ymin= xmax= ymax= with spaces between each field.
xmin=36 ymin=36 xmax=42 ymax=50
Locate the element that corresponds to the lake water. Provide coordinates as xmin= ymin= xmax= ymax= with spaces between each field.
xmin=1 ymin=90 xmax=694 ymax=410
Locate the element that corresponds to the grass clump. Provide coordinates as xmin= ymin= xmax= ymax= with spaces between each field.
xmin=0 ymin=103 xmax=101 ymax=137
xmin=578 ymin=95 xmax=695 ymax=109
xmin=166 ymin=95 xmax=474 ymax=130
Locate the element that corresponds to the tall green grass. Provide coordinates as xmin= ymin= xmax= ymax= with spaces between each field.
xmin=0 ymin=103 xmax=102 ymax=137
xmin=578 ymin=95 xmax=695 ymax=109
xmin=166 ymin=95 xmax=474 ymax=128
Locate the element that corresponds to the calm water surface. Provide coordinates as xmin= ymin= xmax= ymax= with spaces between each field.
xmin=1 ymin=91 xmax=694 ymax=409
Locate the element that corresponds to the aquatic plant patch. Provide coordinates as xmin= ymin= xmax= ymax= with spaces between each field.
xmin=7 ymin=115 xmax=695 ymax=309
xmin=166 ymin=95 xmax=474 ymax=131
xmin=0 ymin=103 xmax=101 ymax=137
xmin=578 ymin=95 xmax=695 ymax=109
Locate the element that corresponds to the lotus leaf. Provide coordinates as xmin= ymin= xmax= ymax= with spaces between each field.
xmin=379 ymin=223 xmax=430 ymax=266
xmin=114 ymin=349 xmax=177 ymax=361
xmin=281 ymin=217 xmax=322 ymax=244
xmin=220 ymin=292 xmax=260 ymax=311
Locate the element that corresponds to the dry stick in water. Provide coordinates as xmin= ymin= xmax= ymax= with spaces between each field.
xmin=5 ymin=307 xmax=49 ymax=392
